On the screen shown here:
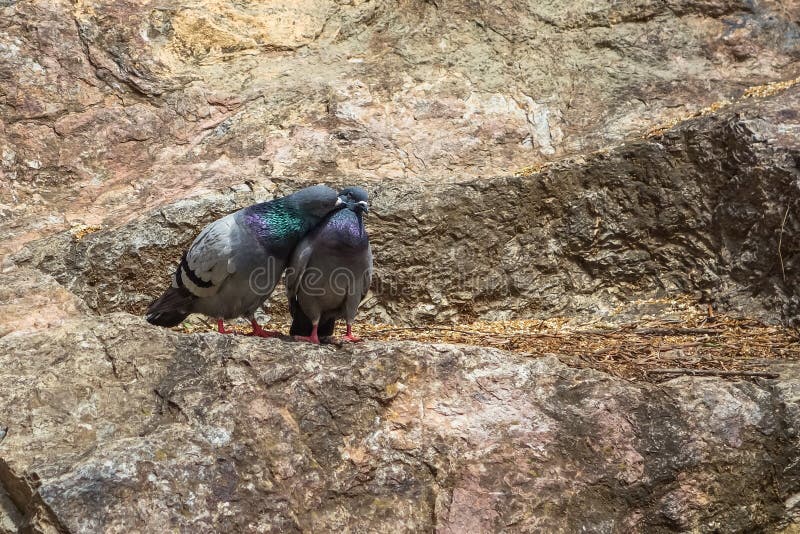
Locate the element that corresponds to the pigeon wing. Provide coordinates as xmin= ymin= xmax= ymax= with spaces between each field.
xmin=176 ymin=214 xmax=244 ymax=298
xmin=360 ymin=244 xmax=373 ymax=302
xmin=285 ymin=236 xmax=315 ymax=300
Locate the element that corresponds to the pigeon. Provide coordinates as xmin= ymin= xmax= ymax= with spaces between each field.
xmin=146 ymin=185 xmax=343 ymax=336
xmin=286 ymin=186 xmax=372 ymax=344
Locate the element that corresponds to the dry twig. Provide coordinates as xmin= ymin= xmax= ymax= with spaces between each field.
xmin=779 ymin=204 xmax=790 ymax=282
xmin=647 ymin=368 xmax=779 ymax=379
xmin=633 ymin=327 xmax=723 ymax=336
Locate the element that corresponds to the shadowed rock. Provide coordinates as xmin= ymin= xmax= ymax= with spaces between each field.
xmin=14 ymin=87 xmax=800 ymax=325
xmin=0 ymin=313 xmax=798 ymax=532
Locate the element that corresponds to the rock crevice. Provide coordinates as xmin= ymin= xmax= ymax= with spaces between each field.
xmin=0 ymin=458 xmax=69 ymax=534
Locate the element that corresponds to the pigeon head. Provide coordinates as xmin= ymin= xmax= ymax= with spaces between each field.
xmin=338 ymin=186 xmax=369 ymax=214
xmin=291 ymin=184 xmax=342 ymax=219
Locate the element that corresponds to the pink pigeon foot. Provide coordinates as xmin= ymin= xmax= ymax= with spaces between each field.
xmin=341 ymin=324 xmax=362 ymax=343
xmin=294 ymin=324 xmax=320 ymax=344
xmin=217 ymin=319 xmax=234 ymax=334
xmin=249 ymin=319 xmax=281 ymax=338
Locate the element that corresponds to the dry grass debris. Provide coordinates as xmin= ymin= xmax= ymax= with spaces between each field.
xmin=177 ymin=305 xmax=799 ymax=383
xmin=70 ymin=224 xmax=102 ymax=240
xmin=644 ymin=75 xmax=800 ymax=138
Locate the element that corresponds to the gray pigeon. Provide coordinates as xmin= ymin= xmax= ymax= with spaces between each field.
xmin=286 ymin=186 xmax=372 ymax=344
xmin=146 ymin=185 xmax=343 ymax=336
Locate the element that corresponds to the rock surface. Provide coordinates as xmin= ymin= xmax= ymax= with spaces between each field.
xmin=3 ymin=0 xmax=800 ymax=531
xmin=0 ymin=312 xmax=798 ymax=533
xmin=3 ymin=0 xmax=800 ymax=257
xmin=3 ymin=0 xmax=800 ymax=327
xmin=13 ymin=85 xmax=800 ymax=326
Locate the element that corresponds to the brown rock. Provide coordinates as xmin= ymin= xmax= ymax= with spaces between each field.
xmin=14 ymin=86 xmax=800 ymax=325
xmin=2 ymin=1 xmax=800 ymax=530
xmin=0 ymin=313 xmax=798 ymax=531
xmin=0 ymin=267 xmax=88 ymax=337
xmin=3 ymin=0 xmax=800 ymax=256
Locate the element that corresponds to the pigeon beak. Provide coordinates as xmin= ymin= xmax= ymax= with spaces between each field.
xmin=335 ymin=197 xmax=345 ymax=207
xmin=358 ymin=201 xmax=369 ymax=213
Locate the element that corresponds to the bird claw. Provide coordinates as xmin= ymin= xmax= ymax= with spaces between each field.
xmin=249 ymin=328 xmax=281 ymax=338
xmin=341 ymin=334 xmax=362 ymax=343
xmin=217 ymin=319 xmax=234 ymax=335
xmin=294 ymin=335 xmax=320 ymax=344
xmin=249 ymin=320 xmax=280 ymax=338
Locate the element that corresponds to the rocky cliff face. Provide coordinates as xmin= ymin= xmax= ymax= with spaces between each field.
xmin=3 ymin=0 xmax=800 ymax=258
xmin=2 ymin=0 xmax=800 ymax=532
xmin=12 ymin=86 xmax=800 ymax=326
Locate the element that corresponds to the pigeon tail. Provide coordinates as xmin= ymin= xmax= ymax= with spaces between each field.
xmin=146 ymin=286 xmax=194 ymax=327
